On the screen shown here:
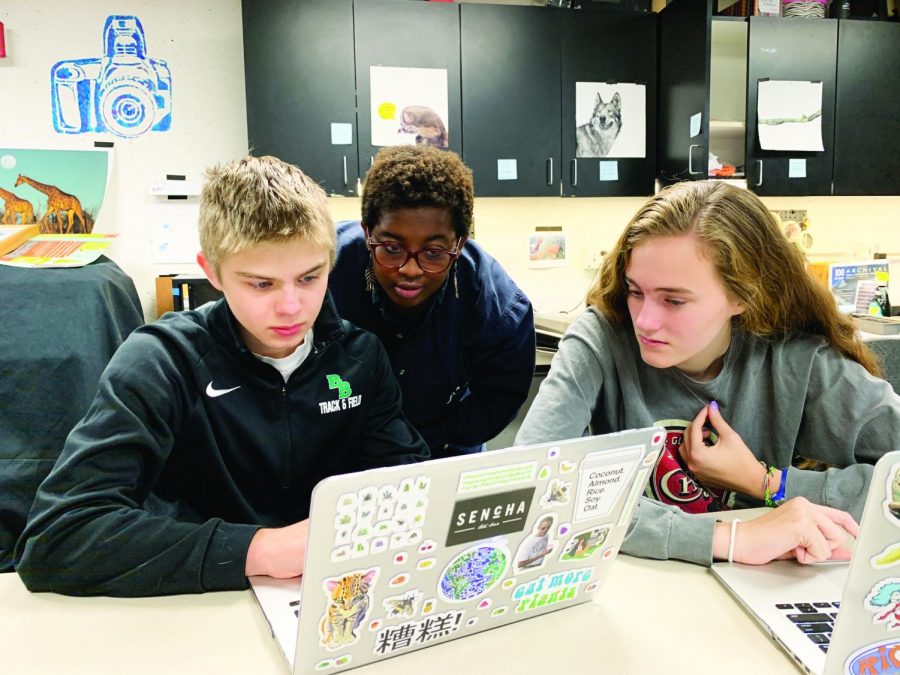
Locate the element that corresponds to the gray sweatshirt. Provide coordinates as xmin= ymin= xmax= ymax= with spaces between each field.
xmin=516 ymin=309 xmax=900 ymax=565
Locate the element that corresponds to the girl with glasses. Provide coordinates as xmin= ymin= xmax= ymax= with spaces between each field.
xmin=329 ymin=145 xmax=535 ymax=459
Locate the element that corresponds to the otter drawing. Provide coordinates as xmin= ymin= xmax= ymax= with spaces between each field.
xmin=398 ymin=105 xmax=448 ymax=148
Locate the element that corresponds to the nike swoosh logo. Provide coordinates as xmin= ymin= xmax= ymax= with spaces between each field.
xmin=206 ymin=382 xmax=241 ymax=398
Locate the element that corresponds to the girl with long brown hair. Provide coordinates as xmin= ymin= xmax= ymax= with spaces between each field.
xmin=517 ymin=180 xmax=899 ymax=565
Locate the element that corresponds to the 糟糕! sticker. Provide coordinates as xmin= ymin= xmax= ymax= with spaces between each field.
xmin=514 ymin=513 xmax=558 ymax=573
xmin=559 ymin=526 xmax=610 ymax=562
xmin=373 ymin=610 xmax=464 ymax=655
xmin=511 ymin=567 xmax=594 ymax=613
xmin=383 ymin=590 xmax=423 ymax=619
xmin=456 ymin=460 xmax=537 ymax=494
xmin=446 ymin=487 xmax=534 ymax=546
xmin=573 ymin=446 xmax=642 ymax=521
xmin=439 ymin=543 xmax=509 ymax=602
xmin=539 ymin=478 xmax=571 ymax=508
xmin=319 ymin=568 xmax=378 ymax=650
xmin=865 ymin=578 xmax=900 ymax=630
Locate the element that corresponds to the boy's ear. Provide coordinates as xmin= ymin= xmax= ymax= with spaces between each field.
xmin=197 ymin=252 xmax=224 ymax=291
xmin=360 ymin=222 xmax=369 ymax=239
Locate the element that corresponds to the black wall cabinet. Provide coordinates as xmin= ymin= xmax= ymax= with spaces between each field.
xmin=657 ymin=0 xmax=711 ymax=186
xmin=354 ymin=0 xmax=463 ymax=178
xmin=243 ymin=0 xmax=359 ymax=196
xmin=745 ymin=17 xmax=837 ymax=197
xmin=461 ymin=5 xmax=561 ymax=198
xmin=833 ymin=20 xmax=900 ymax=195
xmin=561 ymin=10 xmax=658 ymax=197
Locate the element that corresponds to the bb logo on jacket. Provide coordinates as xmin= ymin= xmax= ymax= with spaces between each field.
xmin=319 ymin=373 xmax=362 ymax=414
xmin=647 ymin=418 xmax=731 ymax=514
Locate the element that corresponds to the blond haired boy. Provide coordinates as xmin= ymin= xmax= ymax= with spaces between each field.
xmin=16 ymin=156 xmax=429 ymax=596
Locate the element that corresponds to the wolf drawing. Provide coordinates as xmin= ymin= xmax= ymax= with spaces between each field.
xmin=575 ymin=92 xmax=622 ymax=158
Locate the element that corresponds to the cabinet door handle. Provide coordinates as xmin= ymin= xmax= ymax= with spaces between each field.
xmin=570 ymin=159 xmax=578 ymax=186
xmin=343 ymin=156 xmax=348 ymax=187
xmin=688 ymin=144 xmax=702 ymax=176
xmin=546 ymin=157 xmax=554 ymax=186
xmin=756 ymin=160 xmax=763 ymax=187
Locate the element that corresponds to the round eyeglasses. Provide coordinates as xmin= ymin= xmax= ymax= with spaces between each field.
xmin=367 ymin=239 xmax=460 ymax=274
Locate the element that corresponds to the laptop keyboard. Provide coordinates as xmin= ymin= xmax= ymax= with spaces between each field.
xmin=775 ymin=601 xmax=841 ymax=653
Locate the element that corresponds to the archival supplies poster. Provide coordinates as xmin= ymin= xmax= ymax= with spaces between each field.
xmin=575 ymin=82 xmax=646 ymax=159
xmin=0 ymin=147 xmax=111 ymax=234
xmin=370 ymin=66 xmax=449 ymax=148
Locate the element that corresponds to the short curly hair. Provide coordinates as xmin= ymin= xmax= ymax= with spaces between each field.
xmin=361 ymin=145 xmax=474 ymax=238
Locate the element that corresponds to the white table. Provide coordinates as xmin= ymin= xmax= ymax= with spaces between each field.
xmin=0 ymin=553 xmax=798 ymax=675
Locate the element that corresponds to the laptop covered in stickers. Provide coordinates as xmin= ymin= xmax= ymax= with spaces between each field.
xmin=249 ymin=427 xmax=665 ymax=673
xmin=711 ymin=450 xmax=900 ymax=675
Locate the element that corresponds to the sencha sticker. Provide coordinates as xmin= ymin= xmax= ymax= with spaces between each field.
xmin=446 ymin=487 xmax=534 ymax=546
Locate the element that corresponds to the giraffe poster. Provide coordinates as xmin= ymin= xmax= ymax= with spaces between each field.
xmin=0 ymin=146 xmax=112 ymax=234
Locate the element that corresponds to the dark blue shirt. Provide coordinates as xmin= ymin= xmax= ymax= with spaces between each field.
xmin=329 ymin=221 xmax=536 ymax=459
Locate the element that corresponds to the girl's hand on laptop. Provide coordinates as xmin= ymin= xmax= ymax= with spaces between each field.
xmin=245 ymin=519 xmax=310 ymax=578
xmin=680 ymin=401 xmax=763 ymax=497
xmin=714 ymin=498 xmax=859 ymax=565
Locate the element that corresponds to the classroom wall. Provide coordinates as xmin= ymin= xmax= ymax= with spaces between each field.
xmin=333 ymin=193 xmax=900 ymax=316
xmin=0 ymin=0 xmax=248 ymax=318
xmin=4 ymin=0 xmax=900 ymax=320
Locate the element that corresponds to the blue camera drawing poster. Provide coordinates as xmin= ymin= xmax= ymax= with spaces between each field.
xmin=51 ymin=15 xmax=172 ymax=138
xmin=0 ymin=147 xmax=112 ymax=234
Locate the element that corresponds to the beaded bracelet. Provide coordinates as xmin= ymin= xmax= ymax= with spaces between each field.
xmin=761 ymin=462 xmax=779 ymax=506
